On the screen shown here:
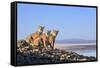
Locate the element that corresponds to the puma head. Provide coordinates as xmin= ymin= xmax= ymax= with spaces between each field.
xmin=51 ymin=30 xmax=59 ymax=37
xmin=45 ymin=30 xmax=51 ymax=36
xmin=38 ymin=26 xmax=44 ymax=33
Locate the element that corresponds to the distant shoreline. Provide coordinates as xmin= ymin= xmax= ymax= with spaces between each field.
xmin=54 ymin=43 xmax=96 ymax=50
xmin=55 ymin=43 xmax=96 ymax=47
xmin=54 ymin=43 xmax=96 ymax=57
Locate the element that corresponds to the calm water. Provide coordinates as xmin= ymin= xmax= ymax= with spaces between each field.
xmin=65 ymin=48 xmax=96 ymax=57
xmin=55 ymin=43 xmax=96 ymax=57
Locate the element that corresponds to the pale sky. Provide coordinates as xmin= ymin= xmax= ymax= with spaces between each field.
xmin=17 ymin=3 xmax=96 ymax=40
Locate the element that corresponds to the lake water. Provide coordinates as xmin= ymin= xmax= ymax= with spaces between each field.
xmin=65 ymin=48 xmax=96 ymax=57
xmin=55 ymin=43 xmax=96 ymax=57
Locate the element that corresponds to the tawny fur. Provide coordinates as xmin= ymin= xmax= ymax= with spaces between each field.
xmin=41 ymin=30 xmax=59 ymax=49
xmin=25 ymin=26 xmax=44 ymax=48
xmin=41 ymin=30 xmax=51 ymax=49
xmin=48 ymin=30 xmax=59 ymax=49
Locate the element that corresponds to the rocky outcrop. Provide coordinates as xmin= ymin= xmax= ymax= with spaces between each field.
xmin=17 ymin=40 xmax=96 ymax=65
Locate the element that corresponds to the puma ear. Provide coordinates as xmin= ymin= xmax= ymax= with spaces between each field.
xmin=48 ymin=30 xmax=51 ymax=32
xmin=55 ymin=30 xmax=59 ymax=34
xmin=42 ymin=26 xmax=45 ymax=28
xmin=38 ymin=25 xmax=45 ymax=29
xmin=57 ymin=30 xmax=59 ymax=32
xmin=50 ymin=30 xmax=53 ymax=34
xmin=53 ymin=29 xmax=55 ymax=31
xmin=53 ymin=29 xmax=59 ymax=32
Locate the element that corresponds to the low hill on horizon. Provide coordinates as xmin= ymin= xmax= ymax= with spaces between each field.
xmin=55 ymin=39 xmax=96 ymax=44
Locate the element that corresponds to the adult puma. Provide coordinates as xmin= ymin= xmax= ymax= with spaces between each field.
xmin=41 ymin=30 xmax=51 ymax=49
xmin=41 ymin=30 xmax=59 ymax=50
xmin=48 ymin=30 xmax=59 ymax=49
xmin=25 ymin=26 xmax=44 ymax=48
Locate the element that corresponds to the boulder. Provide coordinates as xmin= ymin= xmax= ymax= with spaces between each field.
xmin=17 ymin=40 xmax=96 ymax=65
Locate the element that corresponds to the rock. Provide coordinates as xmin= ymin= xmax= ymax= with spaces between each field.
xmin=17 ymin=40 xmax=96 ymax=65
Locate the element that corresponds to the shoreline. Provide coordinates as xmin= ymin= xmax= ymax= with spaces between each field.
xmin=54 ymin=43 xmax=96 ymax=49
xmin=54 ymin=43 xmax=96 ymax=57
